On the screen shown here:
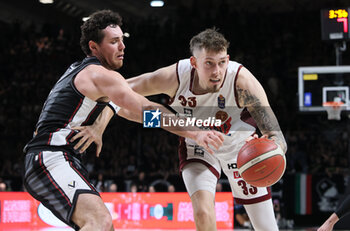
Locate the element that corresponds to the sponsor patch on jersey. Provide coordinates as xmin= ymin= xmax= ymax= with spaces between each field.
xmin=183 ymin=108 xmax=193 ymax=117
xmin=194 ymin=146 xmax=204 ymax=157
xmin=218 ymin=95 xmax=225 ymax=109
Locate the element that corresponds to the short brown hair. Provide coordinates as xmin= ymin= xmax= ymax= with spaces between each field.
xmin=80 ymin=10 xmax=122 ymax=55
xmin=190 ymin=28 xmax=230 ymax=55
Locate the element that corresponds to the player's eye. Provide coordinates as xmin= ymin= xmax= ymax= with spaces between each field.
xmin=111 ymin=37 xmax=123 ymax=44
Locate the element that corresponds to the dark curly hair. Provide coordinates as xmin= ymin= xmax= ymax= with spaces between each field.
xmin=80 ymin=10 xmax=123 ymax=56
xmin=190 ymin=28 xmax=229 ymax=55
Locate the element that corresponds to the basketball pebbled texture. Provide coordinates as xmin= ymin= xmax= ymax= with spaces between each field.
xmin=237 ymin=138 xmax=286 ymax=187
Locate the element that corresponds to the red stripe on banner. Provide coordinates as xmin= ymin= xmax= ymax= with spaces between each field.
xmin=0 ymin=192 xmax=234 ymax=229
xmin=306 ymin=174 xmax=312 ymax=214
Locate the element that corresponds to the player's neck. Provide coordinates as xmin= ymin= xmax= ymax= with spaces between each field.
xmin=192 ymin=71 xmax=209 ymax=94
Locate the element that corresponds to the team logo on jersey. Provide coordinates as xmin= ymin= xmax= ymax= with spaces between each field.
xmin=68 ymin=180 xmax=76 ymax=189
xmin=218 ymin=95 xmax=225 ymax=109
xmin=215 ymin=111 xmax=228 ymax=122
xmin=143 ymin=109 xmax=161 ymax=128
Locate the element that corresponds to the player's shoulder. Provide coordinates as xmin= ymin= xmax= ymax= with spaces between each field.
xmin=236 ymin=66 xmax=262 ymax=92
xmin=227 ymin=60 xmax=242 ymax=71
xmin=82 ymin=64 xmax=121 ymax=79
xmin=83 ymin=64 xmax=108 ymax=74
xmin=177 ymin=58 xmax=191 ymax=70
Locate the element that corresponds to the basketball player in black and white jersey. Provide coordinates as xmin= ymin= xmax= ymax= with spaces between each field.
xmin=78 ymin=28 xmax=287 ymax=231
xmin=23 ymin=11 xmax=224 ymax=230
xmin=318 ymin=196 xmax=350 ymax=231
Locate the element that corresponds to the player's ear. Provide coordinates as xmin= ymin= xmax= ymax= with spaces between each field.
xmin=190 ymin=56 xmax=197 ymax=68
xmin=89 ymin=40 xmax=98 ymax=53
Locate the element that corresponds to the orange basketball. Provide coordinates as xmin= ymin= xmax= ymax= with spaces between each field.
xmin=237 ymin=138 xmax=286 ymax=187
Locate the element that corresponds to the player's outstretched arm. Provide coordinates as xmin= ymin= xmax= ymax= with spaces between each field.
xmin=71 ymin=64 xmax=179 ymax=154
xmin=236 ymin=67 xmax=287 ymax=153
xmin=70 ymin=106 xmax=114 ymax=156
xmin=126 ymin=64 xmax=179 ymax=97
xmin=317 ymin=213 xmax=339 ymax=231
xmin=74 ymin=64 xmax=223 ymax=154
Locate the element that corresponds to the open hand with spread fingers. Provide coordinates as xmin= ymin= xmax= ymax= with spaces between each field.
xmin=192 ymin=130 xmax=225 ymax=154
xmin=70 ymin=125 xmax=103 ymax=157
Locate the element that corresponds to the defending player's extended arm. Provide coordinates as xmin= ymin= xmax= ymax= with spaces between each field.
xmin=236 ymin=67 xmax=287 ymax=153
xmin=75 ymin=64 xmax=224 ymax=154
xmin=126 ymin=64 xmax=179 ymax=98
xmin=70 ymin=106 xmax=115 ymax=156
xmin=71 ymin=64 xmax=179 ymax=153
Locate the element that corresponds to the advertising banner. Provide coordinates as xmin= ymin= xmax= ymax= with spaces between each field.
xmin=0 ymin=192 xmax=233 ymax=229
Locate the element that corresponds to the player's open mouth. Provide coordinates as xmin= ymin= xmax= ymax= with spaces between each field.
xmin=117 ymin=54 xmax=124 ymax=59
xmin=210 ymin=79 xmax=220 ymax=83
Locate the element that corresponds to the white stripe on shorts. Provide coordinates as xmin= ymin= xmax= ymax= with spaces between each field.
xmin=42 ymin=151 xmax=92 ymax=202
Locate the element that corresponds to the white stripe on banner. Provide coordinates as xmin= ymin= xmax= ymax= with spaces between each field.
xmin=300 ymin=173 xmax=306 ymax=215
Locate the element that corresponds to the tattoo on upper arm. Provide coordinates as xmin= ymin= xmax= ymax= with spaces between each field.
xmin=237 ymin=86 xmax=276 ymax=131
xmin=236 ymin=86 xmax=256 ymax=107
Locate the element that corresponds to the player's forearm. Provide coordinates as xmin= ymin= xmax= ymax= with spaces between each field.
xmin=160 ymin=118 xmax=198 ymax=140
xmin=118 ymin=108 xmax=142 ymax=123
xmin=247 ymin=104 xmax=287 ymax=153
xmin=127 ymin=73 xmax=154 ymax=96
xmin=113 ymin=89 xmax=201 ymax=139
xmin=251 ymin=107 xmax=287 ymax=153
xmin=94 ymin=106 xmax=114 ymax=133
xmin=266 ymin=131 xmax=287 ymax=153
xmin=325 ymin=213 xmax=339 ymax=226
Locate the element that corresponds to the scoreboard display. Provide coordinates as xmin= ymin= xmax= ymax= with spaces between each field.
xmin=321 ymin=8 xmax=350 ymax=40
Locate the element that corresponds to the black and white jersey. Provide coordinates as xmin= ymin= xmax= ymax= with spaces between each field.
xmin=24 ymin=57 xmax=108 ymax=154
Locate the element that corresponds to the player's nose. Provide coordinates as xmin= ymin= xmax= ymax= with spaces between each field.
xmin=119 ymin=40 xmax=125 ymax=50
xmin=212 ymin=64 xmax=220 ymax=75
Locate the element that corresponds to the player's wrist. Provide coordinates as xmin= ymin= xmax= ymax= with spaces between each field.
xmin=186 ymin=130 xmax=198 ymax=140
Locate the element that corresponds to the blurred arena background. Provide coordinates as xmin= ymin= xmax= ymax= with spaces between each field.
xmin=2 ymin=0 xmax=350 ymax=230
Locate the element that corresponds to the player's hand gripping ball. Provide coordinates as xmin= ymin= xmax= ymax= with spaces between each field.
xmin=237 ymin=138 xmax=286 ymax=187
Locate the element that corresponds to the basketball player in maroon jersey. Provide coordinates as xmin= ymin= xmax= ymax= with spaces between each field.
xmin=75 ymin=28 xmax=287 ymax=231
xmin=23 ymin=11 xmax=224 ymax=230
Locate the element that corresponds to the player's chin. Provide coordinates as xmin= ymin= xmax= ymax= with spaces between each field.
xmin=112 ymin=61 xmax=123 ymax=70
xmin=210 ymin=86 xmax=220 ymax=93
